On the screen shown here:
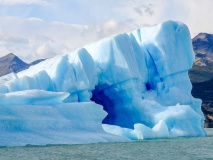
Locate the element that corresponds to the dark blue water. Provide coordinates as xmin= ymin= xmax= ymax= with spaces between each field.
xmin=0 ymin=129 xmax=212 ymax=160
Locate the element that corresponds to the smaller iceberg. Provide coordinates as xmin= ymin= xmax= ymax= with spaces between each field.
xmin=103 ymin=120 xmax=169 ymax=140
xmin=103 ymin=103 xmax=204 ymax=140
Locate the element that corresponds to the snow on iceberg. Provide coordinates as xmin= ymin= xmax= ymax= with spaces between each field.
xmin=0 ymin=21 xmax=206 ymax=146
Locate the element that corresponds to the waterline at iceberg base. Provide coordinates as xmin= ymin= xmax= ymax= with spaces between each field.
xmin=0 ymin=21 xmax=206 ymax=146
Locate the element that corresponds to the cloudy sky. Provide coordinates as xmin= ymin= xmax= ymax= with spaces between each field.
xmin=0 ymin=0 xmax=212 ymax=62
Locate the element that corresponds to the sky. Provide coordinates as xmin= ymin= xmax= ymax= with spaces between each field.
xmin=0 ymin=0 xmax=212 ymax=62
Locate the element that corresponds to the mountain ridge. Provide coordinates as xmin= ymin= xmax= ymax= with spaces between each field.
xmin=0 ymin=53 xmax=45 ymax=77
xmin=189 ymin=33 xmax=213 ymax=83
xmin=189 ymin=32 xmax=213 ymax=127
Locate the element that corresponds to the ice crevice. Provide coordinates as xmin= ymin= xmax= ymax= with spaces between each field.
xmin=0 ymin=21 xmax=206 ymax=146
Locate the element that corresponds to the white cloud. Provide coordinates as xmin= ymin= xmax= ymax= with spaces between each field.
xmin=144 ymin=0 xmax=213 ymax=37
xmin=176 ymin=0 xmax=213 ymax=37
xmin=0 ymin=0 xmax=212 ymax=62
xmin=0 ymin=16 xmax=141 ymax=63
xmin=0 ymin=17 xmax=109 ymax=62
xmin=0 ymin=0 xmax=47 ymax=5
xmin=27 ymin=17 xmax=44 ymax=22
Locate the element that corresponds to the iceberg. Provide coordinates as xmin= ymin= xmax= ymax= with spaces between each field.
xmin=0 ymin=21 xmax=206 ymax=146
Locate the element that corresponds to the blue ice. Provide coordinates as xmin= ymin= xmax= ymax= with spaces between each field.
xmin=0 ymin=21 xmax=206 ymax=146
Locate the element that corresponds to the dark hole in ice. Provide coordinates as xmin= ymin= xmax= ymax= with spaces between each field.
xmin=146 ymin=83 xmax=152 ymax=90
xmin=90 ymin=84 xmax=137 ymax=129
xmin=90 ymin=87 xmax=116 ymax=125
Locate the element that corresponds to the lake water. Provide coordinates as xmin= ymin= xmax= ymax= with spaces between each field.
xmin=0 ymin=128 xmax=213 ymax=160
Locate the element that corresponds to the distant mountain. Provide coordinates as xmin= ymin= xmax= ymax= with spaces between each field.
xmin=29 ymin=59 xmax=46 ymax=66
xmin=0 ymin=53 xmax=45 ymax=77
xmin=189 ymin=33 xmax=213 ymax=128
xmin=193 ymin=33 xmax=213 ymax=67
xmin=189 ymin=33 xmax=213 ymax=82
xmin=192 ymin=79 xmax=213 ymax=128
xmin=0 ymin=53 xmax=29 ymax=77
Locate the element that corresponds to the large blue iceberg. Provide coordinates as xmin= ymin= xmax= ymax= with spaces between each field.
xmin=0 ymin=21 xmax=206 ymax=146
